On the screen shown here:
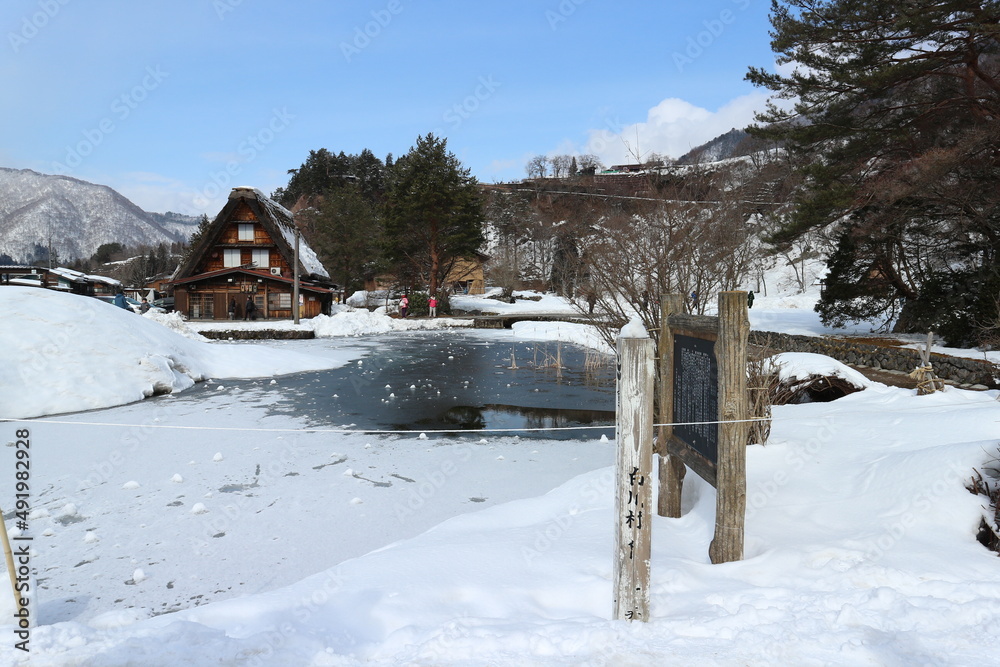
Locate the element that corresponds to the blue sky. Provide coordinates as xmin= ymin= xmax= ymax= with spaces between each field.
xmin=2 ymin=0 xmax=777 ymax=215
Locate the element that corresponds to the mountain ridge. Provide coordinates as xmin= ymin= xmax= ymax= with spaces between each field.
xmin=0 ymin=168 xmax=199 ymax=263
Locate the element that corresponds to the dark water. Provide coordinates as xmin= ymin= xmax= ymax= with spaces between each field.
xmin=212 ymin=331 xmax=616 ymax=439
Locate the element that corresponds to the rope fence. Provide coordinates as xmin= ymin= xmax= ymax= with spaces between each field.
xmin=0 ymin=415 xmax=774 ymax=436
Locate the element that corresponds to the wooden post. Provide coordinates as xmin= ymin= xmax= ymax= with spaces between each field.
xmin=657 ymin=294 xmax=686 ymax=518
xmin=613 ymin=332 xmax=654 ymax=622
xmin=709 ymin=292 xmax=750 ymax=564
xmin=293 ymin=229 xmax=301 ymax=325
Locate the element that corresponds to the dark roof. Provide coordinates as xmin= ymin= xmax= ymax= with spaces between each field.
xmin=170 ymin=267 xmax=335 ymax=294
xmin=173 ymin=187 xmax=331 ymax=283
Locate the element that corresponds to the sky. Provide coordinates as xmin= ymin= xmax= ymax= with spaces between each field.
xmin=2 ymin=0 xmax=777 ymax=216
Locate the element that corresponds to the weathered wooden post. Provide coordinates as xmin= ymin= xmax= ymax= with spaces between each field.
xmin=708 ymin=292 xmax=750 ymax=564
xmin=657 ymin=294 xmax=686 ymax=518
xmin=613 ymin=322 xmax=654 ymax=622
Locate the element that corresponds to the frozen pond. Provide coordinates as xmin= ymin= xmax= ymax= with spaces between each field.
xmin=172 ymin=330 xmax=616 ymax=439
xmin=26 ymin=330 xmax=618 ymax=624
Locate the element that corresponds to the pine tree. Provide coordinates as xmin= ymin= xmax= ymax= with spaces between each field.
xmin=302 ymin=184 xmax=382 ymax=296
xmin=747 ymin=0 xmax=1000 ymax=344
xmin=383 ymin=134 xmax=484 ymax=295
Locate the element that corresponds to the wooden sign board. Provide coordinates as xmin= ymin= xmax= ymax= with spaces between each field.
xmin=657 ymin=292 xmax=749 ymax=564
xmin=672 ymin=333 xmax=719 ymax=477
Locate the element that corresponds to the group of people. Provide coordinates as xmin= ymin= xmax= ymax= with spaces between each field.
xmin=397 ymin=294 xmax=439 ymax=318
xmin=112 ymin=290 xmax=151 ymax=313
xmin=227 ymin=298 xmax=258 ymax=320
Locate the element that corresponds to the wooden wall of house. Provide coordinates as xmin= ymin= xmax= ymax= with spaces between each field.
xmin=445 ymin=258 xmax=486 ymax=294
xmin=173 ymin=279 xmax=330 ymax=320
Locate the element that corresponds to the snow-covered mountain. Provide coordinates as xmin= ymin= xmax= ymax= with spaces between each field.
xmin=0 ymin=168 xmax=199 ymax=262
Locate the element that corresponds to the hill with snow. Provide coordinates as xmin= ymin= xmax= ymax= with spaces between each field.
xmin=0 ymin=168 xmax=199 ymax=262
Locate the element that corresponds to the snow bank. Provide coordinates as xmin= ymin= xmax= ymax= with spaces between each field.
xmin=189 ymin=305 xmax=473 ymax=338
xmin=451 ymin=289 xmax=580 ymax=314
xmin=509 ymin=320 xmax=613 ymax=355
xmin=0 ymin=288 xmax=344 ymax=419
xmin=770 ymin=351 xmax=879 ymax=389
xmin=310 ymin=309 xmax=469 ymax=337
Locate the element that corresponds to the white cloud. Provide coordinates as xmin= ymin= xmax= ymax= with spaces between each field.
xmin=570 ymin=92 xmax=771 ymax=166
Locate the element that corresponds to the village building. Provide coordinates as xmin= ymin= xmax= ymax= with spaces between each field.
xmin=364 ymin=252 xmax=489 ymax=296
xmin=0 ymin=265 xmax=121 ymax=294
xmin=170 ymin=187 xmax=335 ymax=320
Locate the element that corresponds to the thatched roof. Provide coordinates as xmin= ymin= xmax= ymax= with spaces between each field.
xmin=173 ymin=187 xmax=330 ymax=282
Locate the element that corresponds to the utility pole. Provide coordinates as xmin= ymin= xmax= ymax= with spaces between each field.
xmin=293 ymin=229 xmax=300 ymax=325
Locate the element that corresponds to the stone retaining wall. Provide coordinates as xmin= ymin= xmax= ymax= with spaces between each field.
xmin=750 ymin=330 xmax=998 ymax=389
xmin=199 ymin=329 xmax=314 ymax=340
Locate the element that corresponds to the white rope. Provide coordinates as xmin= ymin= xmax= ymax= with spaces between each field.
xmin=0 ymin=415 xmax=773 ymax=435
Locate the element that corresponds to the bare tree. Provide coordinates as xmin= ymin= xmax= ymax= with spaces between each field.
xmin=484 ymin=191 xmax=538 ymax=297
xmin=577 ymin=154 xmax=604 ymax=175
xmin=578 ymin=168 xmax=762 ymax=347
xmin=525 ymin=155 xmax=550 ymax=179
xmin=550 ymin=155 xmax=572 ymax=179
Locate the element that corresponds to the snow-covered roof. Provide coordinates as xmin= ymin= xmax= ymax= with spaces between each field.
xmin=49 ymin=267 xmax=88 ymax=283
xmin=174 ymin=187 xmax=331 ymax=283
xmin=85 ymin=274 xmax=122 ymax=286
xmin=232 ymin=187 xmax=329 ymax=280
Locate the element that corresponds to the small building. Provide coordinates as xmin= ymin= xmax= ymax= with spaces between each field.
xmin=170 ymin=187 xmax=335 ymax=320
xmin=0 ymin=265 xmax=120 ymax=295
xmin=364 ymin=252 xmax=488 ymax=296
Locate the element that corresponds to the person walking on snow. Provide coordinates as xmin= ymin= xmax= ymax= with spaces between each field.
xmin=399 ymin=294 xmax=409 ymax=318
xmin=428 ymin=295 xmax=438 ymax=318
xmin=245 ymin=297 xmax=257 ymax=321
xmin=747 ymin=290 xmax=754 ymax=309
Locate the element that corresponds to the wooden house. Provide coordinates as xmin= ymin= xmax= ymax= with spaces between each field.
xmin=170 ymin=187 xmax=335 ymax=320
xmin=0 ymin=265 xmax=120 ymax=295
xmin=364 ymin=252 xmax=489 ymax=296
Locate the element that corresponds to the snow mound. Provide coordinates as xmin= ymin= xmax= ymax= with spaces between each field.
xmin=769 ymin=352 xmax=879 ymax=389
xmin=142 ymin=310 xmax=209 ymax=341
xmin=0 ymin=287 xmax=342 ymax=419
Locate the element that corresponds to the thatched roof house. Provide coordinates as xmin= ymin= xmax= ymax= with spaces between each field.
xmin=170 ymin=187 xmax=335 ymax=320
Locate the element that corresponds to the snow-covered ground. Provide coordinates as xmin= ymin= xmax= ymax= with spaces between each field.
xmin=2 ymin=282 xmax=1000 ymax=665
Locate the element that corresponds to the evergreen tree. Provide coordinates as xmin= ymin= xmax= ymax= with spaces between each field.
xmin=747 ymin=0 xmax=1000 ymax=344
xmin=277 ymin=148 xmax=385 ymax=209
xmin=383 ymin=134 xmax=484 ymax=295
xmin=180 ymin=215 xmax=212 ymax=266
xmin=300 ymin=184 xmax=382 ymax=296
xmin=92 ymin=242 xmax=124 ymax=264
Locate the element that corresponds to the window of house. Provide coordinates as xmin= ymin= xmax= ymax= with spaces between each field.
xmin=238 ymin=223 xmax=254 ymax=241
xmin=223 ymin=248 xmax=241 ymax=268
xmin=189 ymin=293 xmax=214 ymax=319
xmin=251 ymin=248 xmax=269 ymax=269
xmin=268 ymin=292 xmax=292 ymax=311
